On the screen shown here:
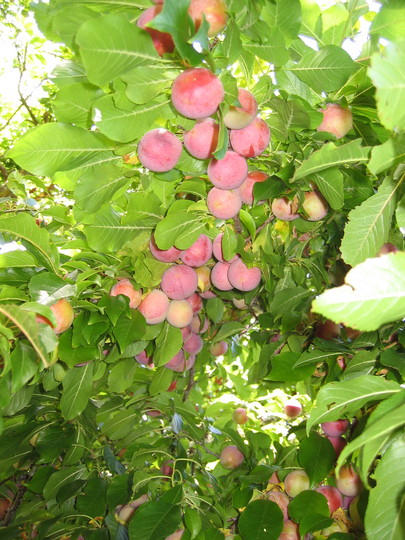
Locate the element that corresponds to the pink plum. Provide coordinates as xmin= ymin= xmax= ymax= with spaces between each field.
xmin=138 ymin=129 xmax=182 ymax=172
xmin=328 ymin=436 xmax=347 ymax=459
xmin=321 ymin=420 xmax=350 ymax=437
xmin=150 ymin=235 xmax=183 ymax=263
xmin=227 ymin=258 xmax=261 ymax=292
xmin=185 ymin=292 xmax=203 ymax=313
xmin=137 ymin=6 xmax=174 ymax=57
xmin=171 ymin=68 xmax=224 ymax=119
xmin=271 ymin=197 xmax=299 ymax=221
xmin=336 ymin=465 xmax=363 ymax=497
xmin=316 ymin=485 xmax=343 ymax=514
xmin=232 ymin=407 xmax=248 ymax=425
xmin=208 ymin=150 xmax=248 ymax=190
xmin=266 ymin=491 xmax=290 ymax=521
xmin=166 ymin=299 xmax=194 ymax=328
xmin=210 ymin=340 xmax=228 ymax=356
xmin=207 ymin=187 xmax=242 ymax=220
xmin=110 ymin=279 xmax=142 ymax=309
xmin=230 ymin=116 xmax=270 ymax=157
xmin=284 ymin=398 xmax=302 ymax=419
xmin=211 ymin=261 xmax=233 ymax=291
xmin=161 ymin=264 xmax=198 ymax=299
xmin=188 ymin=0 xmax=228 ymax=37
xmin=224 ymin=88 xmax=258 ymax=129
xmin=279 ymin=520 xmax=300 ymax=540
xmin=317 ymin=103 xmax=353 ymax=139
xmin=220 ymin=445 xmax=244 ymax=469
xmin=183 ymin=332 xmax=203 ymax=354
xmin=238 ymin=170 xmax=268 ymax=205
xmin=138 ymin=289 xmax=169 ymax=324
xmin=301 ymin=190 xmax=329 ymax=221
xmin=183 ymin=118 xmax=219 ymax=159
xmin=284 ymin=470 xmax=310 ymax=498
xmin=181 ymin=234 xmax=213 ymax=267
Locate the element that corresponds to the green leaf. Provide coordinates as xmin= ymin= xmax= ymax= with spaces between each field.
xmin=307 ymin=375 xmax=401 ymax=433
xmin=206 ymin=297 xmax=225 ymax=324
xmin=29 ymin=272 xmax=76 ymax=304
xmin=290 ymin=45 xmax=358 ymax=93
xmin=43 ymin=465 xmax=88 ymax=500
xmin=238 ymin=500 xmax=284 ymax=540
xmin=93 ymin=95 xmax=171 ymax=143
xmin=370 ymin=5 xmax=405 ymax=43
xmin=212 ymin=321 xmax=245 ymax=343
xmin=288 ymin=489 xmax=331 ymax=525
xmin=154 ymin=210 xmax=206 ymax=250
xmin=0 ymin=213 xmax=59 ymax=274
xmin=113 ymin=311 xmax=147 ymax=352
xmin=268 ymin=352 xmax=314 ymax=382
xmin=74 ymin=164 xmax=132 ymax=214
xmin=153 ymin=323 xmax=182 ymax=367
xmin=0 ymin=305 xmax=51 ymax=368
xmin=122 ymin=67 xmax=175 ymax=105
xmin=108 ymin=359 xmax=138 ymax=393
xmin=128 ymin=501 xmax=182 ymax=540
xmin=270 ymin=287 xmax=311 ymax=319
xmin=0 ymin=250 xmax=37 ymax=268
xmin=184 ymin=506 xmax=202 ymax=538
xmin=293 ymin=139 xmax=370 ymax=181
xmin=76 ymin=14 xmax=162 ymax=87
xmin=10 ymin=342 xmax=39 ymax=394
xmin=368 ymin=40 xmax=405 ymax=131
xmin=312 ymin=252 xmax=405 ymax=331
xmin=262 ymin=0 xmax=302 ymax=45
xmin=340 ymin=178 xmax=400 ymax=266
xmin=60 ymin=363 xmax=94 ymax=420
xmin=239 ymin=209 xmax=256 ymax=239
xmin=368 ymin=134 xmax=405 ymax=176
xmin=8 ymin=123 xmax=119 ymax=181
xmin=365 ymin=436 xmax=405 ymax=540
xmin=299 ymin=433 xmax=336 ymax=485
xmin=150 ymin=367 xmax=173 ymax=395
xmin=52 ymin=82 xmax=104 ymax=128
xmin=244 ymin=30 xmax=289 ymax=66
xmin=312 ymin=167 xmax=344 ymax=210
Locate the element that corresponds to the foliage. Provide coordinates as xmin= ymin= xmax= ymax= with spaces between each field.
xmin=0 ymin=0 xmax=405 ymax=539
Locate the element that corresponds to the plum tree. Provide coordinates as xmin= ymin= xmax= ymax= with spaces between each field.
xmin=232 ymin=407 xmax=248 ymax=424
xmin=137 ymin=129 xmax=182 ymax=172
xmin=110 ymin=279 xmax=142 ymax=309
xmin=188 ymin=0 xmax=228 ymax=37
xmin=223 ymin=88 xmax=258 ymax=129
xmin=183 ymin=118 xmax=219 ymax=159
xmin=219 ymin=445 xmax=244 ymax=469
xmin=137 ymin=6 xmax=174 ymax=57
xmin=171 ymin=68 xmax=224 ymax=119
xmin=317 ymin=103 xmax=353 ymax=139
xmin=207 ymin=187 xmax=242 ymax=219
xmin=161 ymin=265 xmax=198 ymax=299
xmin=283 ymin=398 xmax=302 ymax=419
xmin=301 ymin=190 xmax=329 ymax=221
xmin=207 ymin=150 xmax=248 ymax=190
xmin=284 ymin=470 xmax=310 ymax=497
xmin=138 ymin=289 xmax=170 ymax=324
xmin=229 ymin=116 xmax=270 ymax=157
xmin=36 ymin=298 xmax=74 ymax=334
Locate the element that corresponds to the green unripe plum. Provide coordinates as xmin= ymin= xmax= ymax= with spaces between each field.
xmin=301 ymin=191 xmax=329 ymax=221
xmin=224 ymin=88 xmax=258 ymax=129
xmin=284 ymin=470 xmax=310 ymax=497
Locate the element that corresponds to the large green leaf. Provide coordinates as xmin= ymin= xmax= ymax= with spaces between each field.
xmin=128 ymin=500 xmax=182 ymax=540
xmin=0 ymin=213 xmax=59 ymax=274
xmin=368 ymin=134 xmax=405 ymax=176
xmin=154 ymin=210 xmax=207 ymax=250
xmin=368 ymin=39 xmax=405 ymax=131
xmin=312 ymin=253 xmax=405 ymax=331
xmin=298 ymin=432 xmax=336 ymax=486
xmin=261 ymin=0 xmax=302 ymax=45
xmin=8 ymin=123 xmax=119 ymax=180
xmin=122 ymin=67 xmax=176 ymax=105
xmin=365 ymin=436 xmax=405 ymax=540
xmin=340 ymin=177 xmax=400 ymax=267
xmin=75 ymin=14 xmax=163 ymax=87
xmin=153 ymin=323 xmax=182 ymax=367
xmin=307 ymin=375 xmax=401 ymax=433
xmin=293 ymin=139 xmax=370 ymax=181
xmin=289 ymin=45 xmax=358 ymax=93
xmin=93 ymin=95 xmax=171 ymax=143
xmin=238 ymin=500 xmax=284 ymax=540
xmin=60 ymin=363 xmax=94 ymax=420
xmin=370 ymin=5 xmax=405 ymax=43
xmin=312 ymin=167 xmax=343 ymax=210
xmin=244 ymin=30 xmax=289 ymax=66
xmin=52 ymin=82 xmax=104 ymax=127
